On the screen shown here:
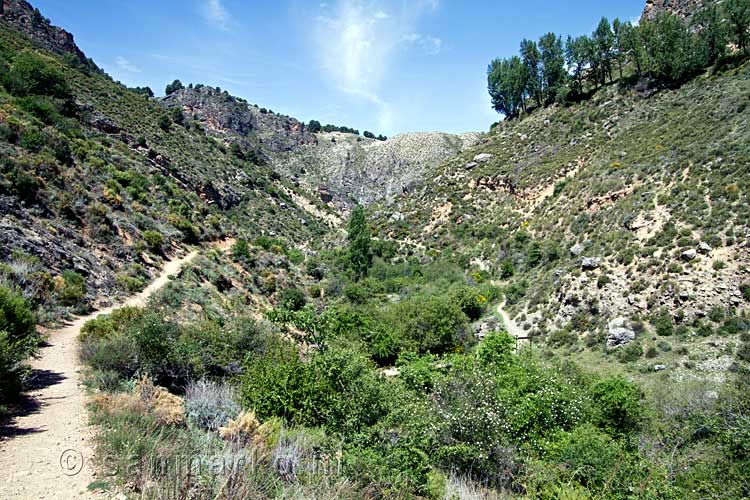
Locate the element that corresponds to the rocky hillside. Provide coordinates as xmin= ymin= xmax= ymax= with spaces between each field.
xmin=0 ymin=12 xmax=332 ymax=318
xmin=641 ymin=0 xmax=715 ymax=21
xmin=163 ymin=85 xmax=481 ymax=207
xmin=0 ymin=0 xmax=89 ymax=65
xmin=375 ymin=59 xmax=750 ymax=376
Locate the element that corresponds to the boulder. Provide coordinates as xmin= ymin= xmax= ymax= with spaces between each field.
xmin=581 ymin=256 xmax=601 ymax=270
xmin=681 ymin=249 xmax=697 ymax=261
xmin=653 ymin=364 xmax=667 ymax=372
xmin=473 ymin=317 xmax=499 ymax=339
xmin=570 ymin=243 xmax=585 ymax=256
xmin=607 ymin=317 xmax=636 ymax=348
xmin=698 ymin=241 xmax=712 ymax=254
xmin=473 ymin=153 xmax=493 ymax=163
xmin=464 ymin=161 xmax=478 ymax=170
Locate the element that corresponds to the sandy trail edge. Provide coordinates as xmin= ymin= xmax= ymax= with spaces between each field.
xmin=0 ymin=248 xmax=203 ymax=499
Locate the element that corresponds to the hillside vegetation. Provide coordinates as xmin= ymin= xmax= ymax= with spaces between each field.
xmin=0 ymin=0 xmax=749 ymax=499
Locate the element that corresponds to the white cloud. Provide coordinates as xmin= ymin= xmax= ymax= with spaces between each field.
xmin=203 ymin=0 xmax=230 ymax=31
xmin=401 ymin=32 xmax=442 ymax=55
xmin=115 ymin=56 xmax=141 ymax=73
xmin=313 ymin=1 xmax=440 ymax=133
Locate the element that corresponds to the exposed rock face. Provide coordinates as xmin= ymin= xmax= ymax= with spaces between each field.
xmin=641 ymin=0 xmax=712 ymax=22
xmin=581 ymin=256 xmax=601 ymax=270
xmin=0 ymin=0 xmax=88 ymax=64
xmin=278 ymin=131 xmax=482 ymax=206
xmin=607 ymin=317 xmax=636 ymax=348
xmin=162 ymin=87 xmax=316 ymax=154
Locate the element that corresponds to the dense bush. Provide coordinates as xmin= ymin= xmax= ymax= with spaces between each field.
xmin=184 ymin=379 xmax=240 ymax=431
xmin=58 ymin=269 xmax=86 ymax=307
xmin=0 ymin=286 xmax=38 ymax=407
xmin=142 ymin=230 xmax=164 ymax=252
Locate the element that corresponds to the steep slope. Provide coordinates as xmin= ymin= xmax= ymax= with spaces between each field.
xmin=377 ymin=62 xmax=750 ymax=365
xmin=163 ymin=85 xmax=481 ymax=207
xmin=0 ymin=13 xmax=331 ymax=316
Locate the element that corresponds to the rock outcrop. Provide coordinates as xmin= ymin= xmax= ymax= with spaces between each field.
xmin=162 ymin=86 xmax=316 ymax=154
xmin=641 ymin=0 xmax=713 ymax=22
xmin=0 ymin=0 xmax=89 ymax=64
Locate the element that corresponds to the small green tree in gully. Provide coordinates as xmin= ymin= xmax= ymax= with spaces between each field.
xmin=347 ymin=205 xmax=372 ymax=280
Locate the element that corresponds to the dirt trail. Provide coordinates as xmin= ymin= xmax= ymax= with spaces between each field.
xmin=0 ymin=247 xmax=207 ymax=499
xmin=496 ymin=300 xmax=526 ymax=339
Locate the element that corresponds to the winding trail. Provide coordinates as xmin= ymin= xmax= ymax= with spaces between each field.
xmin=496 ymin=300 xmax=526 ymax=339
xmin=0 ymin=248 xmax=205 ymax=499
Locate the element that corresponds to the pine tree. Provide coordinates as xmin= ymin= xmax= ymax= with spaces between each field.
xmin=724 ymin=0 xmax=750 ymax=53
xmin=539 ymin=32 xmax=566 ymax=104
xmin=347 ymin=205 xmax=372 ymax=280
xmin=520 ymin=39 xmax=542 ymax=107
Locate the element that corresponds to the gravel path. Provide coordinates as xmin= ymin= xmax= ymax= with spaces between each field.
xmin=0 ymin=250 xmax=200 ymax=499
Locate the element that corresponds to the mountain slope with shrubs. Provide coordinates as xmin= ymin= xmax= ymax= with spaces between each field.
xmin=375 ymin=2 xmax=750 ymax=382
xmin=1 ymin=0 xmax=750 ymax=499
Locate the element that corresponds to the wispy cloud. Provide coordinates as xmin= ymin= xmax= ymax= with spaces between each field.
xmin=401 ymin=32 xmax=442 ymax=55
xmin=202 ymin=0 xmax=230 ymax=31
xmin=115 ymin=56 xmax=141 ymax=73
xmin=313 ymin=1 xmax=440 ymax=133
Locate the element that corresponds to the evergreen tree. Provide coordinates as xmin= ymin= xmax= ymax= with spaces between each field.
xmin=620 ymin=21 xmax=644 ymax=77
xmin=565 ymin=35 xmax=589 ymax=97
xmin=643 ymin=13 xmax=693 ymax=83
xmin=487 ymin=56 xmax=527 ymax=118
xmin=612 ymin=19 xmax=625 ymax=79
xmin=593 ymin=18 xmax=615 ymax=85
xmin=724 ymin=0 xmax=750 ymax=53
xmin=520 ymin=39 xmax=542 ymax=107
xmin=347 ymin=205 xmax=372 ymax=280
xmin=539 ymin=32 xmax=566 ymax=104
xmin=694 ymin=4 xmax=727 ymax=66
xmin=307 ymin=119 xmax=322 ymax=133
xmin=165 ymin=79 xmax=184 ymax=96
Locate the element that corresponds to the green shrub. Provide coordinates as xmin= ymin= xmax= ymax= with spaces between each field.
xmin=545 ymin=424 xmax=625 ymax=489
xmin=231 ymin=239 xmax=254 ymax=266
xmin=740 ymin=283 xmax=750 ymax=302
xmin=287 ymin=248 xmax=305 ymax=265
xmin=142 ymin=230 xmax=164 ymax=252
xmin=477 ymin=331 xmax=515 ymax=369
xmin=653 ymin=310 xmax=674 ymax=336
xmin=591 ymin=376 xmax=642 ymax=436
xmin=58 ymin=270 xmax=86 ymax=307
xmin=645 ymin=346 xmax=659 ymax=358
xmin=280 ymin=287 xmax=306 ymax=311
xmin=615 ymin=342 xmax=643 ymax=363
xmin=452 ymin=287 xmax=486 ymax=321
xmin=0 ymin=286 xmax=38 ymax=404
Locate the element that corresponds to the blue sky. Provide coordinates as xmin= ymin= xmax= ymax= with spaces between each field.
xmin=34 ymin=0 xmax=644 ymax=136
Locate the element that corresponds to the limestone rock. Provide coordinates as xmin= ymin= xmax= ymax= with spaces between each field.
xmin=581 ymin=256 xmax=601 ymax=270
xmin=681 ymin=249 xmax=697 ymax=261
xmin=570 ymin=243 xmax=585 ymax=256
xmin=607 ymin=317 xmax=636 ymax=348
xmin=473 ymin=153 xmax=493 ymax=163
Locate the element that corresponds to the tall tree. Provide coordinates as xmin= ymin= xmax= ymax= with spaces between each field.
xmin=643 ymin=12 xmax=693 ymax=83
xmin=520 ymin=39 xmax=543 ymax=107
xmin=566 ymin=35 xmax=591 ymax=97
xmin=539 ymin=32 xmax=566 ymax=104
xmin=593 ymin=17 xmax=615 ymax=85
xmin=347 ymin=205 xmax=372 ymax=280
xmin=612 ymin=19 xmax=625 ymax=79
xmin=693 ymin=4 xmax=727 ymax=66
xmin=724 ymin=0 xmax=750 ymax=53
xmin=487 ymin=56 xmax=528 ymax=118
xmin=620 ymin=21 xmax=644 ymax=77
